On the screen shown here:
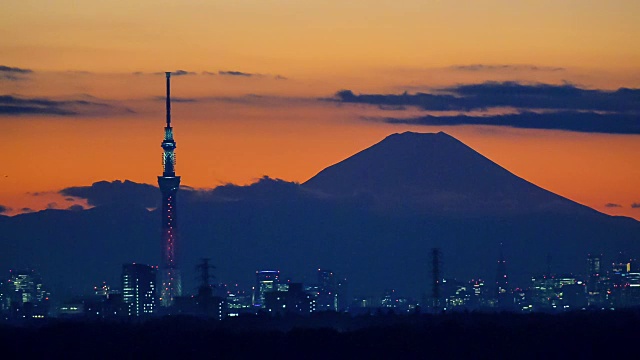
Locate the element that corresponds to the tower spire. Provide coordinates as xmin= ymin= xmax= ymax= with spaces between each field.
xmin=166 ymin=72 xmax=171 ymax=127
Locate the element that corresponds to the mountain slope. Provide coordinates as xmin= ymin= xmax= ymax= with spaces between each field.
xmin=304 ymin=131 xmax=597 ymax=216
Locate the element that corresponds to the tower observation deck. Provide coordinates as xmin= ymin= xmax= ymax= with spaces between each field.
xmin=158 ymin=72 xmax=182 ymax=307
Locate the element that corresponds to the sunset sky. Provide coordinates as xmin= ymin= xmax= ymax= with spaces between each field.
xmin=1 ymin=0 xmax=639 ymax=219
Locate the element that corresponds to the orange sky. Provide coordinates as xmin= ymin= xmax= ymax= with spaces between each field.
xmin=1 ymin=0 xmax=640 ymax=219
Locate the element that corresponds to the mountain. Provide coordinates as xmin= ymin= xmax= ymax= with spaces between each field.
xmin=0 ymin=132 xmax=638 ymax=302
xmin=304 ymin=131 xmax=595 ymax=216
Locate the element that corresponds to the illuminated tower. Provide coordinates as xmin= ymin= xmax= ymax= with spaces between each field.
xmin=158 ymin=72 xmax=182 ymax=307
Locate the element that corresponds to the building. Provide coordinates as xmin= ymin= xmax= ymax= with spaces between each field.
xmin=122 ymin=263 xmax=157 ymax=317
xmin=316 ymin=269 xmax=338 ymax=311
xmin=1 ymin=269 xmax=50 ymax=319
xmin=254 ymin=270 xmax=280 ymax=308
xmin=586 ymin=253 xmax=603 ymax=305
xmin=264 ymin=283 xmax=315 ymax=315
xmin=158 ymin=72 xmax=182 ymax=307
xmin=495 ymin=244 xmax=510 ymax=309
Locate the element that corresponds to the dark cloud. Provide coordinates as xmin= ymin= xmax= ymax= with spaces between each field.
xmin=0 ymin=65 xmax=32 ymax=74
xmin=0 ymin=205 xmax=10 ymax=214
xmin=605 ymin=203 xmax=622 ymax=208
xmin=335 ymin=82 xmax=640 ymax=113
xmin=172 ymin=70 xmax=196 ymax=76
xmin=0 ymin=95 xmax=76 ymax=116
xmin=219 ymin=70 xmax=254 ymax=77
xmin=209 ymin=176 xmax=300 ymax=201
xmin=0 ymin=95 xmax=133 ymax=117
xmin=274 ymin=75 xmax=288 ymax=80
xmin=334 ymin=82 xmax=640 ymax=134
xmin=153 ymin=70 xmax=197 ymax=76
xmin=46 ymin=202 xmax=58 ymax=209
xmin=21 ymin=207 xmax=34 ymax=213
xmin=59 ymin=177 xmax=301 ymax=209
xmin=61 ymin=180 xmax=159 ymax=208
xmin=152 ymin=96 xmax=197 ymax=103
xmin=451 ymin=64 xmax=565 ymax=72
xmin=67 ymin=204 xmax=84 ymax=211
xmin=383 ymin=111 xmax=640 ymax=135
xmin=0 ymin=65 xmax=33 ymax=81
xmin=632 ymin=203 xmax=640 ymax=209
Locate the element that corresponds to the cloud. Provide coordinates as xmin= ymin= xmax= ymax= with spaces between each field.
xmin=153 ymin=70 xmax=197 ymax=76
xmin=0 ymin=95 xmax=133 ymax=117
xmin=382 ymin=111 xmax=640 ymax=134
xmin=218 ymin=70 xmax=254 ymax=77
xmin=152 ymin=96 xmax=197 ymax=103
xmin=0 ymin=95 xmax=76 ymax=116
xmin=632 ymin=203 xmax=640 ymax=209
xmin=335 ymin=82 xmax=640 ymax=113
xmin=67 ymin=204 xmax=84 ymax=211
xmin=21 ymin=207 xmax=34 ymax=213
xmin=333 ymin=82 xmax=640 ymax=134
xmin=59 ymin=177 xmax=303 ymax=210
xmin=450 ymin=64 xmax=565 ymax=72
xmin=61 ymin=180 xmax=160 ymax=208
xmin=0 ymin=65 xmax=33 ymax=81
xmin=605 ymin=203 xmax=622 ymax=208
xmin=0 ymin=205 xmax=10 ymax=214
xmin=172 ymin=70 xmax=196 ymax=76
xmin=46 ymin=202 xmax=58 ymax=209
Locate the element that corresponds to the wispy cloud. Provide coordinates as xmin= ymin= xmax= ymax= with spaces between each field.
xmin=0 ymin=65 xmax=33 ymax=81
xmin=335 ymin=82 xmax=640 ymax=113
xmin=605 ymin=203 xmax=622 ymax=208
xmin=218 ymin=70 xmax=255 ymax=77
xmin=382 ymin=111 xmax=640 ymax=135
xmin=152 ymin=70 xmax=197 ymax=76
xmin=632 ymin=203 xmax=640 ymax=209
xmin=0 ymin=95 xmax=134 ymax=117
xmin=152 ymin=96 xmax=197 ymax=103
xmin=450 ymin=64 xmax=565 ymax=72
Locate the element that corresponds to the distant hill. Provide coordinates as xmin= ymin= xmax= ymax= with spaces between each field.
xmin=0 ymin=132 xmax=638 ymax=302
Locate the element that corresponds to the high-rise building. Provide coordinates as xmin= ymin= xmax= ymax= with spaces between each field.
xmin=316 ymin=269 xmax=338 ymax=311
xmin=122 ymin=263 xmax=157 ymax=317
xmin=254 ymin=270 xmax=280 ymax=308
xmin=495 ymin=243 xmax=510 ymax=308
xmin=158 ymin=72 xmax=182 ymax=307
xmin=587 ymin=253 xmax=603 ymax=305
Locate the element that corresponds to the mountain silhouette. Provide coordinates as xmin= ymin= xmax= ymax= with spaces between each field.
xmin=304 ymin=131 xmax=595 ymax=216
xmin=0 ymin=132 xmax=638 ymax=302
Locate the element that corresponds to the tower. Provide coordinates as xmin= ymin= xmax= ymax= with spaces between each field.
xmin=158 ymin=72 xmax=182 ymax=307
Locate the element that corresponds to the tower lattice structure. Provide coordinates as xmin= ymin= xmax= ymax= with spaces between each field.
xmin=158 ymin=72 xmax=182 ymax=307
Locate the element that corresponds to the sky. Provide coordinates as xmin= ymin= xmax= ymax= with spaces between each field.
xmin=1 ymin=0 xmax=640 ymax=219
